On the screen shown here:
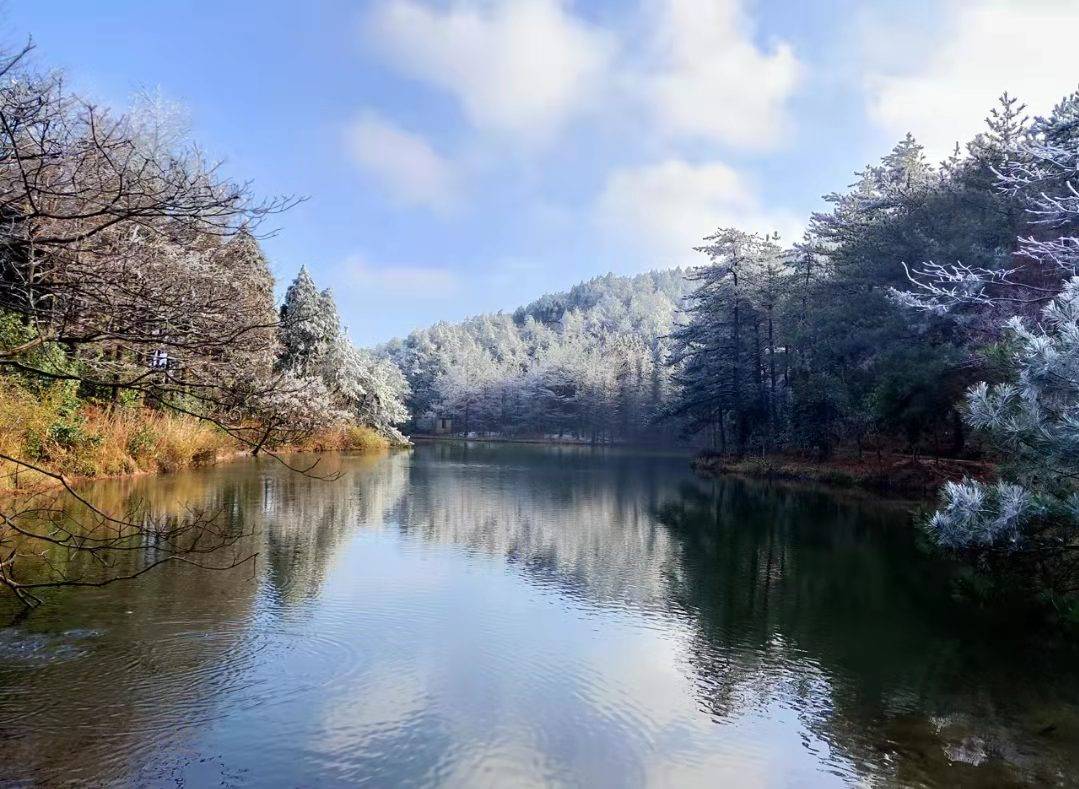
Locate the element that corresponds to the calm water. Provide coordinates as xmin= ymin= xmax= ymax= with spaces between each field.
xmin=1 ymin=442 xmax=1077 ymax=787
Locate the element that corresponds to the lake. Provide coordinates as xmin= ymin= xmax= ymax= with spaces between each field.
xmin=1 ymin=442 xmax=1077 ymax=787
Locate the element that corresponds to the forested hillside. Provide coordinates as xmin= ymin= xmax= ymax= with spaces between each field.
xmin=384 ymin=270 xmax=692 ymax=444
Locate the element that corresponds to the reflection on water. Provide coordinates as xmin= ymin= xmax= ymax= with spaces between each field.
xmin=0 ymin=442 xmax=1077 ymax=786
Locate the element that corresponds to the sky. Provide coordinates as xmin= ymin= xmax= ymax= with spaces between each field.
xmin=6 ymin=0 xmax=1079 ymax=345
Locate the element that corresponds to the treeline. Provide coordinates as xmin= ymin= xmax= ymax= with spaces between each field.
xmin=668 ymin=100 xmax=1031 ymax=459
xmin=385 ymin=270 xmax=690 ymax=443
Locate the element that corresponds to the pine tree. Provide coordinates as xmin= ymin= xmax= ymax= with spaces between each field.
xmin=666 ymin=229 xmax=784 ymax=451
xmin=278 ymin=267 xmax=339 ymax=377
xmin=929 ymin=279 xmax=1079 ymax=558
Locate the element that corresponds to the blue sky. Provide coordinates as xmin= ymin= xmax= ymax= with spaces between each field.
xmin=7 ymin=1 xmax=1078 ymax=344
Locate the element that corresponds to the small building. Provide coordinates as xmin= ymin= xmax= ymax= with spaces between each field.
xmin=434 ymin=416 xmax=454 ymax=435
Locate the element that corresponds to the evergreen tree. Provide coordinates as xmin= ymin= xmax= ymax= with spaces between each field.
xmin=929 ymin=281 xmax=1079 ymax=588
xmin=278 ymin=267 xmax=329 ymax=377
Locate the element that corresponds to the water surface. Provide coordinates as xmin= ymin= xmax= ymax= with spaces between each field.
xmin=1 ymin=442 xmax=1077 ymax=787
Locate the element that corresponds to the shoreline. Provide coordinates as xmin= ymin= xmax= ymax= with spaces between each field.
xmin=691 ymin=451 xmax=994 ymax=499
xmin=2 ymin=438 xmax=406 ymax=499
xmin=411 ymin=434 xmax=695 ymax=453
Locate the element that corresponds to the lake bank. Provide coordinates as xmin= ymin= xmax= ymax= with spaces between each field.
xmin=412 ymin=435 xmax=991 ymax=499
xmin=691 ymin=450 xmax=995 ymax=498
xmin=411 ymin=433 xmax=696 ymax=455
xmin=0 ymin=397 xmax=399 ymax=498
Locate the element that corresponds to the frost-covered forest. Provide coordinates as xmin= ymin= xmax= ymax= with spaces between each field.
xmin=388 ymin=91 xmax=1074 ymax=463
xmin=384 ymin=270 xmax=690 ymax=443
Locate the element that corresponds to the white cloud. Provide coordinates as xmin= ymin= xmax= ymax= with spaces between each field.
xmin=642 ymin=0 xmax=801 ymax=149
xmin=344 ymin=112 xmax=459 ymax=210
xmin=346 ymin=255 xmax=461 ymax=300
xmin=864 ymin=0 xmax=1079 ymax=160
xmin=596 ymin=159 xmax=802 ymax=267
xmin=367 ymin=0 xmax=614 ymax=141
xmin=366 ymin=0 xmax=800 ymax=151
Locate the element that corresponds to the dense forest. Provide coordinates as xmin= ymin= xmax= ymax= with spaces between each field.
xmin=385 ymin=270 xmax=690 ymax=443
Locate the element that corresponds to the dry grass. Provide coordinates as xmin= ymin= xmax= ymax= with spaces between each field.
xmin=287 ymin=424 xmax=390 ymax=453
xmin=0 ymin=380 xmax=395 ymax=494
xmin=0 ymin=383 xmax=230 ymax=492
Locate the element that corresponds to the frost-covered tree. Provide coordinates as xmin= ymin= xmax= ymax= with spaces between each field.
xmin=929 ymin=279 xmax=1079 ymax=559
xmin=240 ymin=371 xmax=348 ymax=455
xmin=275 ymin=270 xmax=410 ymax=442
xmin=352 ymin=349 xmax=411 ymax=442
xmin=278 ymin=268 xmax=339 ymax=377
xmin=323 ymin=334 xmax=371 ymax=408
xmin=899 ymin=91 xmax=1079 ymax=314
xmin=666 ymin=229 xmax=788 ymax=451
xmin=1006 ymin=90 xmax=1079 ymax=285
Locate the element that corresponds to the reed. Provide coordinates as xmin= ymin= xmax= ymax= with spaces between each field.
xmin=0 ymin=379 xmax=395 ymax=494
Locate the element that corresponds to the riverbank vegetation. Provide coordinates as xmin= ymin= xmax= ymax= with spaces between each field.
xmin=0 ymin=43 xmax=408 ymax=604
xmin=0 ymin=381 xmax=390 ymax=494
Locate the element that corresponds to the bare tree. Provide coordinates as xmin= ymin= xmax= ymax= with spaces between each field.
xmin=0 ymin=44 xmax=331 ymax=608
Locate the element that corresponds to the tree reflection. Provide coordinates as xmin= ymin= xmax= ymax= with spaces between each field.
xmin=0 ymin=450 xmax=411 ymax=785
xmin=2 ymin=445 xmax=1078 ymax=786
xmin=657 ymin=476 xmax=1079 ymax=786
xmin=394 ymin=442 xmax=683 ymax=609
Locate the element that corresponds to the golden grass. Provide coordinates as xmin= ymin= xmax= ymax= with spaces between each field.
xmin=0 ymin=383 xmax=229 ymax=491
xmin=0 ymin=379 xmax=393 ymax=493
xmin=288 ymin=424 xmax=390 ymax=453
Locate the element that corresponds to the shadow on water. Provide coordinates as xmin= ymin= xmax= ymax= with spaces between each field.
xmin=0 ymin=442 xmax=1076 ymax=786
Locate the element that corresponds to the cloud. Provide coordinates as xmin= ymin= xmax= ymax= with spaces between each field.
xmin=596 ymin=159 xmax=802 ymax=268
xmin=641 ymin=0 xmax=801 ymax=149
xmin=864 ymin=0 xmax=1079 ymax=160
xmin=344 ymin=112 xmax=459 ymax=210
xmin=345 ymin=255 xmax=461 ymax=300
xmin=366 ymin=0 xmax=800 ymax=151
xmin=367 ymin=0 xmax=614 ymax=141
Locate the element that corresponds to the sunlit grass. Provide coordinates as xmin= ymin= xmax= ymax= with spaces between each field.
xmin=0 ymin=380 xmax=392 ymax=493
